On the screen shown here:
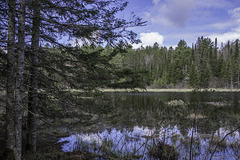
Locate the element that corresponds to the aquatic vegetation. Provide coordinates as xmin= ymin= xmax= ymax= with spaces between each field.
xmin=58 ymin=125 xmax=240 ymax=159
xmin=186 ymin=113 xmax=206 ymax=119
xmin=166 ymin=100 xmax=186 ymax=106
xmin=147 ymin=141 xmax=179 ymax=160
xmin=18 ymin=91 xmax=240 ymax=159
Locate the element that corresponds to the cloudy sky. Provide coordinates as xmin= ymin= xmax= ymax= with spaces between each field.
xmin=123 ymin=0 xmax=240 ymax=48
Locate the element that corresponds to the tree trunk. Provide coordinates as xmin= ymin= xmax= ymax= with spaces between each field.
xmin=5 ymin=0 xmax=16 ymax=158
xmin=26 ymin=0 xmax=40 ymax=152
xmin=15 ymin=0 xmax=25 ymax=159
xmin=230 ymin=75 xmax=233 ymax=89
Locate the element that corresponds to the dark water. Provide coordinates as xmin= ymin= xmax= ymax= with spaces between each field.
xmin=59 ymin=91 xmax=240 ymax=159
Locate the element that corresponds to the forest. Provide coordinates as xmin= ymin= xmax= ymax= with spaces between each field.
xmin=109 ymin=37 xmax=240 ymax=89
xmin=0 ymin=0 xmax=240 ymax=159
xmin=52 ymin=37 xmax=240 ymax=89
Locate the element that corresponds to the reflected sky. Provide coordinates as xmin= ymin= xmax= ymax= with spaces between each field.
xmin=58 ymin=92 xmax=240 ymax=159
xmin=58 ymin=125 xmax=240 ymax=159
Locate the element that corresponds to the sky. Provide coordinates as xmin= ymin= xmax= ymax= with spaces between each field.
xmin=123 ymin=0 xmax=240 ymax=48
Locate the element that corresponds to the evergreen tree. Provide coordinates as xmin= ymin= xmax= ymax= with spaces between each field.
xmin=107 ymin=37 xmax=240 ymax=88
xmin=188 ymin=63 xmax=200 ymax=87
xmin=27 ymin=0 xmax=40 ymax=152
xmin=15 ymin=0 xmax=26 ymax=158
xmin=210 ymin=38 xmax=218 ymax=77
xmin=24 ymin=0 xmax=146 ymax=153
xmin=5 ymin=0 xmax=16 ymax=158
xmin=3 ymin=0 xmax=26 ymax=158
xmin=2 ymin=0 xmax=146 ymax=158
xmin=176 ymin=39 xmax=187 ymax=50
xmin=233 ymin=39 xmax=239 ymax=87
xmin=218 ymin=53 xmax=225 ymax=79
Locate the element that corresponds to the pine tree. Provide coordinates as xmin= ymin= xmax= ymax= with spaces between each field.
xmin=26 ymin=0 xmax=40 ymax=152
xmin=188 ymin=63 xmax=200 ymax=87
xmin=209 ymin=38 xmax=218 ymax=77
xmin=234 ymin=39 xmax=239 ymax=87
xmin=15 ymin=0 xmax=26 ymax=158
xmin=5 ymin=0 xmax=16 ymax=158
xmin=2 ymin=0 xmax=146 ymax=158
xmin=218 ymin=53 xmax=225 ymax=79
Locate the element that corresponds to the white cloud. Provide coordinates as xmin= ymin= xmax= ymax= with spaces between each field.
xmin=229 ymin=7 xmax=240 ymax=22
xmin=207 ymin=21 xmax=237 ymax=31
xmin=150 ymin=0 xmax=195 ymax=27
xmin=132 ymin=32 xmax=164 ymax=49
xmin=208 ymin=31 xmax=240 ymax=45
xmin=199 ymin=7 xmax=240 ymax=31
xmin=152 ymin=0 xmax=160 ymax=5
xmin=143 ymin=11 xmax=151 ymax=19
xmin=148 ymin=0 xmax=233 ymax=28
xmin=151 ymin=16 xmax=172 ymax=27
xmin=195 ymin=0 xmax=232 ymax=9
xmin=208 ymin=7 xmax=240 ymax=45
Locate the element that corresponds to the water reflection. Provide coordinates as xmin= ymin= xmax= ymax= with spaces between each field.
xmin=58 ymin=92 xmax=240 ymax=159
xmin=58 ymin=126 xmax=240 ymax=159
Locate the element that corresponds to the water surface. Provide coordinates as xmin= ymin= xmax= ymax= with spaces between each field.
xmin=59 ymin=91 xmax=240 ymax=159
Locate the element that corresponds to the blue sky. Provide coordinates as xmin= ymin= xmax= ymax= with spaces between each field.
xmin=123 ymin=0 xmax=240 ymax=48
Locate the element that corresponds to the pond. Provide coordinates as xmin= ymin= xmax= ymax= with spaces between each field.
xmin=58 ymin=91 xmax=240 ymax=159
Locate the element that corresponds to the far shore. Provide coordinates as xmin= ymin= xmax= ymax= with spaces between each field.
xmin=100 ymin=88 xmax=240 ymax=92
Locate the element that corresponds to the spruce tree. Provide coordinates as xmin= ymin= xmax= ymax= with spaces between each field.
xmin=189 ymin=63 xmax=200 ymax=87
xmin=234 ymin=39 xmax=239 ymax=87
xmin=2 ymin=0 xmax=146 ymax=158
xmin=15 ymin=0 xmax=26 ymax=158
xmin=5 ymin=0 xmax=16 ymax=158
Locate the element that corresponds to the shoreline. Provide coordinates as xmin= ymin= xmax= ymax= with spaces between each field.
xmin=100 ymin=88 xmax=240 ymax=92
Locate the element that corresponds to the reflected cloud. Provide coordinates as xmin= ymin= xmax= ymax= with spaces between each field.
xmin=58 ymin=126 xmax=240 ymax=159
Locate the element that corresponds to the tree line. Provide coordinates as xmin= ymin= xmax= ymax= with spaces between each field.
xmin=0 ymin=0 xmax=145 ymax=159
xmin=111 ymin=37 xmax=240 ymax=88
xmin=1 ymin=0 xmax=239 ymax=159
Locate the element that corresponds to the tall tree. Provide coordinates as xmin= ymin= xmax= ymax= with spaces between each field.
xmin=15 ymin=0 xmax=26 ymax=158
xmin=234 ymin=39 xmax=239 ymax=87
xmin=211 ymin=38 xmax=218 ymax=77
xmin=188 ymin=63 xmax=200 ymax=87
xmin=25 ymin=0 xmax=146 ymax=153
xmin=27 ymin=0 xmax=40 ymax=152
xmin=5 ymin=0 xmax=16 ymax=158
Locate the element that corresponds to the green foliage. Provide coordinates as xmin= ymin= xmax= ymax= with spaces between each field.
xmin=154 ymin=77 xmax=167 ymax=88
xmin=176 ymin=39 xmax=187 ymax=50
xmin=111 ymin=37 xmax=240 ymax=88
xmin=188 ymin=63 xmax=200 ymax=87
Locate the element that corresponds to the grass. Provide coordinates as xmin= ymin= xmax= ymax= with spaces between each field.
xmin=51 ymin=88 xmax=240 ymax=93
xmin=100 ymin=88 xmax=240 ymax=93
